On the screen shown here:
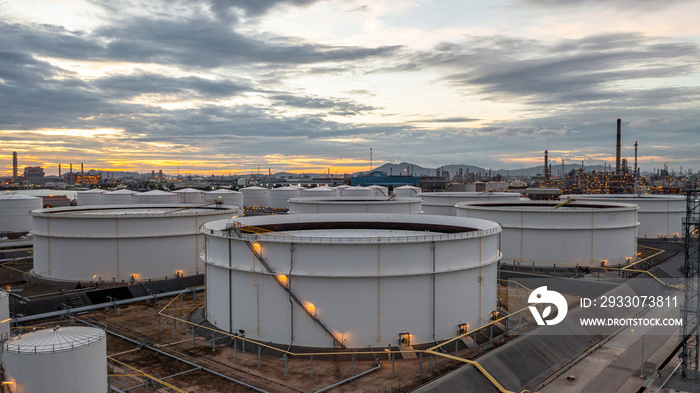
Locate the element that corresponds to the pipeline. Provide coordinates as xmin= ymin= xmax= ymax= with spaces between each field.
xmin=313 ymin=364 xmax=381 ymax=393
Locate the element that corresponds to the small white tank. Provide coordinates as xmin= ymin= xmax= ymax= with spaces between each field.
xmin=241 ymin=186 xmax=269 ymax=207
xmin=3 ymin=326 xmax=108 ymax=393
xmin=302 ymin=186 xmax=337 ymax=197
xmin=0 ymin=194 xmax=43 ymax=232
xmin=341 ymin=186 xmax=374 ymax=197
xmin=0 ymin=290 xmax=9 ymax=340
xmin=173 ymin=188 xmax=204 ymax=204
xmin=393 ymin=185 xmax=421 ymax=198
xmin=268 ymin=186 xmax=303 ymax=209
xmin=289 ymin=196 xmax=422 ymax=214
xmin=133 ymin=190 xmax=179 ymax=204
xmin=419 ymin=191 xmax=522 ymax=216
xmin=335 ymin=185 xmax=350 ymax=195
xmin=102 ymin=189 xmax=136 ymax=205
xmin=367 ymin=185 xmax=389 ymax=197
xmin=204 ymin=189 xmax=243 ymax=207
xmin=76 ymin=189 xmax=104 ymax=206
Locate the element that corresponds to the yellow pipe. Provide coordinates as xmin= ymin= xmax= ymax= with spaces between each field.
xmin=108 ymin=357 xmax=189 ymax=393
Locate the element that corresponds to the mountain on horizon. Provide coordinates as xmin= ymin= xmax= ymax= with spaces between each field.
xmin=367 ymin=162 xmax=607 ymax=177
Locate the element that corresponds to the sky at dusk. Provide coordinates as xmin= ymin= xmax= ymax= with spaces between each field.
xmin=1 ymin=0 xmax=699 ymax=176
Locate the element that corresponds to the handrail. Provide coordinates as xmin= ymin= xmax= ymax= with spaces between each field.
xmin=108 ymin=356 xmax=189 ymax=393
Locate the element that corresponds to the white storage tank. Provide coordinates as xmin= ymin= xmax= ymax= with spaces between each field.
xmin=3 ymin=326 xmax=108 ymax=393
xmin=133 ymin=190 xmax=179 ymax=205
xmin=561 ymin=194 xmax=685 ymax=238
xmin=288 ymin=197 xmax=422 ymax=214
xmin=202 ymin=213 xmax=502 ymax=349
xmin=367 ymin=185 xmax=389 ymax=197
xmin=173 ymin=188 xmax=204 ymax=204
xmin=102 ymin=189 xmax=136 ymax=205
xmin=204 ymin=189 xmax=243 ymax=207
xmin=31 ymin=204 xmax=239 ymax=282
xmin=0 ymin=290 xmax=9 ymax=340
xmin=335 ymin=185 xmax=350 ymax=195
xmin=302 ymin=186 xmax=337 ymax=198
xmin=76 ymin=189 xmax=104 ymax=206
xmin=268 ymin=186 xmax=303 ymax=209
xmin=419 ymin=192 xmax=522 ymax=216
xmin=0 ymin=194 xmax=43 ymax=233
xmin=341 ymin=186 xmax=374 ymax=197
xmin=393 ymin=185 xmax=421 ymax=198
xmin=241 ymin=186 xmax=269 ymax=208
xmin=456 ymin=200 xmax=639 ymax=267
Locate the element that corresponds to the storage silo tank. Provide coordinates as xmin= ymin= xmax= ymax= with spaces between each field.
xmin=0 ymin=290 xmax=9 ymax=340
xmin=31 ymin=204 xmax=239 ymax=282
xmin=102 ymin=189 xmax=136 ymax=205
xmin=202 ymin=213 xmax=501 ymax=349
xmin=0 ymin=194 xmax=42 ymax=233
xmin=76 ymin=189 xmax=104 ymax=206
xmin=204 ymin=189 xmax=243 ymax=207
xmin=341 ymin=186 xmax=374 ymax=197
xmin=561 ymin=194 xmax=685 ymax=238
xmin=419 ymin=191 xmax=522 ymax=216
xmin=302 ymin=186 xmax=337 ymax=198
xmin=288 ymin=196 xmax=422 ymax=214
xmin=367 ymin=185 xmax=389 ymax=196
xmin=268 ymin=186 xmax=303 ymax=209
xmin=335 ymin=185 xmax=350 ymax=195
xmin=394 ymin=185 xmax=421 ymax=198
xmin=173 ymin=188 xmax=204 ymax=204
xmin=241 ymin=186 xmax=269 ymax=208
xmin=133 ymin=190 xmax=179 ymax=205
xmin=456 ymin=200 xmax=638 ymax=267
xmin=3 ymin=326 xmax=108 ymax=393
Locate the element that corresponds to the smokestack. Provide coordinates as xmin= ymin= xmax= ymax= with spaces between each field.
xmin=12 ymin=152 xmax=17 ymax=183
xmin=81 ymin=163 xmax=84 ymax=175
xmin=615 ymin=119 xmax=621 ymax=176
xmin=70 ymin=163 xmax=73 ymax=185
xmin=544 ymin=150 xmax=549 ymax=180
xmin=58 ymin=164 xmax=61 ymax=178
xmin=634 ymin=141 xmax=638 ymax=176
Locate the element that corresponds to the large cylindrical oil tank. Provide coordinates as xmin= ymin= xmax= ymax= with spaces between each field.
xmin=561 ymin=194 xmax=685 ymax=238
xmin=341 ymin=186 xmax=374 ymax=197
xmin=204 ymin=189 xmax=243 ymax=207
xmin=133 ymin=190 xmax=179 ymax=204
xmin=394 ymin=185 xmax=421 ymax=198
xmin=102 ymin=189 xmax=136 ymax=205
xmin=367 ymin=185 xmax=389 ymax=197
xmin=0 ymin=290 xmax=9 ymax=340
xmin=419 ymin=192 xmax=522 ymax=216
xmin=31 ymin=205 xmax=239 ymax=282
xmin=241 ymin=186 xmax=269 ymax=208
xmin=302 ymin=186 xmax=337 ymax=198
xmin=173 ymin=188 xmax=204 ymax=204
xmin=202 ymin=213 xmax=502 ymax=349
xmin=268 ymin=186 xmax=303 ymax=209
xmin=3 ymin=326 xmax=108 ymax=393
xmin=288 ymin=197 xmax=422 ymax=214
xmin=0 ymin=194 xmax=42 ymax=233
xmin=76 ymin=189 xmax=104 ymax=206
xmin=456 ymin=200 xmax=638 ymax=266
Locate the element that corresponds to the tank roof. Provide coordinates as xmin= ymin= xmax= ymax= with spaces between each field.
xmin=456 ymin=200 xmax=639 ymax=212
xmin=4 ymin=326 xmax=105 ymax=354
xmin=0 ymin=193 xmax=42 ymax=200
xmin=31 ymin=204 xmax=239 ymax=218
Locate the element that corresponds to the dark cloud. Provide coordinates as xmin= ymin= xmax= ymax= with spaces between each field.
xmin=269 ymin=94 xmax=377 ymax=114
xmin=207 ymin=0 xmax=322 ymax=17
xmin=94 ymin=74 xmax=253 ymax=99
xmin=409 ymin=117 xmax=480 ymax=123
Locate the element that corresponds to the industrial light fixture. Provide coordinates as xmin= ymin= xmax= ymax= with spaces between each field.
xmin=398 ymin=332 xmax=411 ymax=347
xmin=458 ymin=323 xmax=469 ymax=335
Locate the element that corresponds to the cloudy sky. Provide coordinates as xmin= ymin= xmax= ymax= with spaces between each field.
xmin=1 ymin=0 xmax=699 ymax=176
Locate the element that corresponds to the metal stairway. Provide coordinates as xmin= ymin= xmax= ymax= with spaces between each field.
xmin=66 ymin=292 xmax=85 ymax=308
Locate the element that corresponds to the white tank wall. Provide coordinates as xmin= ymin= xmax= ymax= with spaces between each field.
xmin=203 ymin=213 xmax=501 ymax=348
xmin=77 ymin=189 xmax=104 ymax=206
xmin=3 ymin=327 xmax=107 ymax=393
xmin=341 ymin=186 xmax=374 ymax=197
xmin=0 ymin=290 xmax=9 ymax=339
xmin=302 ymin=187 xmax=337 ymax=197
xmin=561 ymin=194 xmax=685 ymax=238
xmin=288 ymin=197 xmax=422 ymax=214
xmin=241 ymin=187 xmax=269 ymax=207
xmin=394 ymin=186 xmax=421 ymax=198
xmin=133 ymin=190 xmax=179 ymax=205
xmin=419 ymin=192 xmax=522 ymax=216
xmin=456 ymin=201 xmax=638 ymax=266
xmin=204 ymin=189 xmax=243 ymax=207
xmin=102 ymin=190 xmax=136 ymax=205
xmin=174 ymin=188 xmax=204 ymax=204
xmin=367 ymin=185 xmax=389 ymax=197
xmin=31 ymin=205 xmax=238 ymax=281
xmin=0 ymin=194 xmax=43 ymax=232
xmin=268 ymin=187 xmax=303 ymax=209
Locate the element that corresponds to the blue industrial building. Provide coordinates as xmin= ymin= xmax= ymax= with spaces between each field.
xmin=350 ymin=171 xmax=420 ymax=187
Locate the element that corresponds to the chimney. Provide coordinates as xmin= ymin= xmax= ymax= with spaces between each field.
xmin=12 ymin=152 xmax=18 ymax=183
xmin=69 ymin=163 xmax=73 ymax=184
xmin=58 ymin=164 xmax=61 ymax=178
xmin=634 ymin=141 xmax=638 ymax=176
xmin=81 ymin=163 xmax=84 ymax=175
xmin=544 ymin=150 xmax=549 ymax=180
xmin=615 ymin=119 xmax=621 ymax=176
